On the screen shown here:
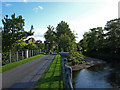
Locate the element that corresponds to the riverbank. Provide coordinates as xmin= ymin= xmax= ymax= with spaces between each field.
xmin=71 ymin=57 xmax=106 ymax=71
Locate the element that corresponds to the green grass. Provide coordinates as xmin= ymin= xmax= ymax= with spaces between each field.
xmin=34 ymin=54 xmax=63 ymax=88
xmin=2 ymin=54 xmax=45 ymax=72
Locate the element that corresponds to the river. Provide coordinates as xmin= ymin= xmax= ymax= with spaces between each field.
xmin=72 ymin=62 xmax=120 ymax=88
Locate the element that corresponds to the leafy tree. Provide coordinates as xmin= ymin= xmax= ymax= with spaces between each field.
xmin=35 ymin=40 xmax=45 ymax=51
xmin=44 ymin=21 xmax=85 ymax=65
xmin=2 ymin=13 xmax=34 ymax=52
xmin=12 ymin=39 xmax=27 ymax=51
xmin=104 ymin=18 xmax=120 ymax=54
xmin=80 ymin=18 xmax=120 ymax=61
xmin=25 ymin=42 xmax=38 ymax=50
xmin=80 ymin=27 xmax=104 ymax=53
xmin=44 ymin=25 xmax=56 ymax=52
xmin=56 ymin=21 xmax=75 ymax=42
xmin=58 ymin=34 xmax=72 ymax=52
xmin=56 ymin=21 xmax=76 ymax=51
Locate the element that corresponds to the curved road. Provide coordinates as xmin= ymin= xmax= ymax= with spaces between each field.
xmin=2 ymin=54 xmax=55 ymax=88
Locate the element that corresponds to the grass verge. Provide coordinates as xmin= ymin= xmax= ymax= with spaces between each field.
xmin=2 ymin=54 xmax=45 ymax=72
xmin=34 ymin=54 xmax=63 ymax=88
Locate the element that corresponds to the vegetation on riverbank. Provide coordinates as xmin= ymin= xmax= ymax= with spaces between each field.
xmin=2 ymin=54 xmax=45 ymax=72
xmin=35 ymin=54 xmax=63 ymax=88
xmin=78 ymin=18 xmax=120 ymax=62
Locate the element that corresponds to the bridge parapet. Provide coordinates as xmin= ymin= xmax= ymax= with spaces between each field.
xmin=60 ymin=52 xmax=73 ymax=89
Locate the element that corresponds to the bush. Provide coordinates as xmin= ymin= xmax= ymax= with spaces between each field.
xmin=67 ymin=51 xmax=85 ymax=65
xmin=25 ymin=42 xmax=38 ymax=50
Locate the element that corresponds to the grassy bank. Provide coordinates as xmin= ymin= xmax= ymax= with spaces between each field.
xmin=2 ymin=54 xmax=45 ymax=72
xmin=35 ymin=54 xmax=63 ymax=88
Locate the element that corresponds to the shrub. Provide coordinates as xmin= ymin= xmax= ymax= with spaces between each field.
xmin=67 ymin=51 xmax=85 ymax=65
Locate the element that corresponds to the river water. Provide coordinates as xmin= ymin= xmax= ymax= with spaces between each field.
xmin=72 ymin=62 xmax=120 ymax=88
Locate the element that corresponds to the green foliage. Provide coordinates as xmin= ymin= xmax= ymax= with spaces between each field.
xmin=58 ymin=34 xmax=72 ymax=52
xmin=80 ymin=18 xmax=120 ymax=61
xmin=35 ymin=40 xmax=45 ymax=51
xmin=68 ymin=51 xmax=85 ymax=65
xmin=44 ymin=21 xmax=85 ymax=65
xmin=12 ymin=39 xmax=27 ymax=51
xmin=56 ymin=21 xmax=76 ymax=51
xmin=56 ymin=21 xmax=75 ymax=41
xmin=11 ymin=39 xmax=38 ymax=51
xmin=2 ymin=13 xmax=34 ymax=52
xmin=44 ymin=25 xmax=56 ymax=53
xmin=25 ymin=42 xmax=38 ymax=50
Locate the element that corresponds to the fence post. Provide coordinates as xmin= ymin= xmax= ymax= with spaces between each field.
xmin=38 ymin=49 xmax=39 ymax=54
xmin=39 ymin=49 xmax=41 ymax=54
xmin=32 ymin=50 xmax=33 ymax=56
xmin=22 ymin=51 xmax=24 ymax=59
xmin=34 ymin=50 xmax=35 ymax=55
xmin=25 ymin=49 xmax=28 ymax=58
xmin=35 ymin=50 xmax=37 ymax=55
xmin=29 ymin=50 xmax=31 ymax=57
xmin=9 ymin=52 xmax=11 ymax=63
xmin=16 ymin=51 xmax=18 ymax=61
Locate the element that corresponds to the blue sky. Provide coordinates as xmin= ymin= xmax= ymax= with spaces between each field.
xmin=2 ymin=0 xmax=119 ymax=42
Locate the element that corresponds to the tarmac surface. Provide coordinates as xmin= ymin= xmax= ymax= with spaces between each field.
xmin=2 ymin=54 xmax=55 ymax=88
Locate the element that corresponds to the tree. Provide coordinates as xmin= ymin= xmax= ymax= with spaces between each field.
xmin=104 ymin=18 xmax=120 ymax=54
xmin=56 ymin=21 xmax=76 ymax=51
xmin=56 ymin=21 xmax=85 ymax=65
xmin=44 ymin=21 xmax=85 ymax=65
xmin=12 ymin=39 xmax=27 ymax=51
xmin=35 ymin=40 xmax=45 ymax=51
xmin=44 ymin=25 xmax=56 ymax=52
xmin=80 ymin=18 xmax=120 ymax=61
xmin=58 ymin=34 xmax=72 ymax=52
xmin=56 ymin=21 xmax=75 ymax=41
xmin=80 ymin=27 xmax=104 ymax=53
xmin=2 ymin=13 xmax=34 ymax=52
xmin=25 ymin=42 xmax=38 ymax=50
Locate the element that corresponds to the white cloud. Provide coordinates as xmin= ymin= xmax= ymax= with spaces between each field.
xmin=33 ymin=5 xmax=44 ymax=12
xmin=23 ymin=0 xmax=27 ymax=2
xmin=33 ymin=28 xmax=47 ymax=42
xmin=38 ymin=6 xmax=44 ymax=10
xmin=5 ymin=4 xmax=12 ymax=7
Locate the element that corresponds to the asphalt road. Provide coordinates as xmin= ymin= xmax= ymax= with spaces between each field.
xmin=2 ymin=54 xmax=55 ymax=88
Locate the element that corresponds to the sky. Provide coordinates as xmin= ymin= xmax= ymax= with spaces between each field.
xmin=1 ymin=0 xmax=120 ymax=42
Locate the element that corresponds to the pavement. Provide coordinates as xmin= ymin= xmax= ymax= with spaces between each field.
xmin=2 ymin=54 xmax=55 ymax=89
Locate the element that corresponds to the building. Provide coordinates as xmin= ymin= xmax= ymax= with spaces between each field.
xmin=25 ymin=37 xmax=36 ymax=43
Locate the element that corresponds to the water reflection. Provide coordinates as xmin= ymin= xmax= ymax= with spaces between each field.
xmin=107 ymin=62 xmax=120 ymax=88
xmin=72 ymin=63 xmax=120 ymax=88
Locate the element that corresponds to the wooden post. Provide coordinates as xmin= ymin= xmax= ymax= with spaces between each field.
xmin=32 ymin=50 xmax=33 ymax=56
xmin=29 ymin=50 xmax=31 ymax=57
xmin=22 ymin=51 xmax=24 ymax=59
xmin=34 ymin=50 xmax=35 ymax=56
xmin=39 ymin=49 xmax=41 ymax=54
xmin=25 ymin=49 xmax=28 ymax=58
xmin=16 ymin=51 xmax=18 ymax=61
xmin=9 ymin=52 xmax=11 ymax=63
xmin=35 ymin=50 xmax=37 ymax=55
